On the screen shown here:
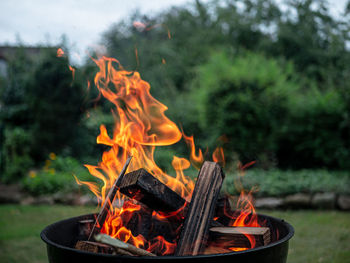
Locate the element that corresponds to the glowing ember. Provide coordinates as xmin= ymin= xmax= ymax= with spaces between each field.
xmin=57 ymin=48 xmax=65 ymax=57
xmin=73 ymin=53 xmax=264 ymax=255
xmin=68 ymin=65 xmax=75 ymax=80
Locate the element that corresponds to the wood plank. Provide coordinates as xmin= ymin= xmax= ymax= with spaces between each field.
xmin=119 ymin=168 xmax=186 ymax=212
xmin=75 ymin=240 xmax=114 ymax=254
xmin=175 ymin=161 xmax=225 ymax=256
xmin=95 ymin=234 xmax=156 ymax=256
xmin=209 ymin=226 xmax=271 ymax=248
xmin=119 ymin=168 xmax=225 ymax=228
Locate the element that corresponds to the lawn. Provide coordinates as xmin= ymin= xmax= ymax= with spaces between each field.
xmin=0 ymin=205 xmax=349 ymax=263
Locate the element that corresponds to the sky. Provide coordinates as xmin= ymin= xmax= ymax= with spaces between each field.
xmin=0 ymin=0 xmax=347 ymax=64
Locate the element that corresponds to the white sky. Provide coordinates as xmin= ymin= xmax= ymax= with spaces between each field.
xmin=0 ymin=0 xmax=347 ymax=64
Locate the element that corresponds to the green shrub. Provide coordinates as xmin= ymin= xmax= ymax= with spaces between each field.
xmin=223 ymin=169 xmax=350 ymax=197
xmin=22 ymin=155 xmax=93 ymax=196
xmin=191 ymin=51 xmax=297 ymax=166
xmin=1 ymin=127 xmax=34 ymax=183
xmin=278 ymin=87 xmax=350 ymax=169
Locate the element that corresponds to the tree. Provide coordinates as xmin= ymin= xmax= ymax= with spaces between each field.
xmin=26 ymin=50 xmax=84 ymax=161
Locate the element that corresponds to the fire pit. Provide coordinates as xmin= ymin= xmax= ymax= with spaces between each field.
xmin=41 ymin=53 xmax=294 ymax=262
xmin=41 ymin=213 xmax=293 ymax=263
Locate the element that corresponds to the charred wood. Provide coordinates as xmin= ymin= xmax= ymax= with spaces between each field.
xmin=119 ymin=168 xmax=186 ymax=212
xmin=209 ymin=226 xmax=271 ymax=248
xmin=74 ymin=240 xmax=114 ymax=254
xmin=175 ymin=161 xmax=225 ymax=256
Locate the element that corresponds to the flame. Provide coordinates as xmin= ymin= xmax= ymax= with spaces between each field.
xmin=69 ymin=65 xmax=75 ymax=80
xmin=212 ymin=147 xmax=225 ymax=167
xmin=76 ymin=54 xmax=264 ymax=255
xmin=133 ymin=21 xmax=171 ymax=39
xmin=182 ymin=132 xmax=204 ymax=170
xmin=221 ymin=161 xmax=261 ymax=251
xmin=133 ymin=21 xmax=147 ymax=31
xmin=57 ymin=48 xmax=64 ymax=57
xmin=77 ymin=55 xmax=198 ymax=254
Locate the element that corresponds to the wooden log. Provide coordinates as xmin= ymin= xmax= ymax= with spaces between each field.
xmin=75 ymin=240 xmax=133 ymax=255
xmin=119 ymin=168 xmax=186 ymax=212
xmin=88 ymin=156 xmax=132 ymax=240
xmin=203 ymin=245 xmax=231 ymax=255
xmin=209 ymin=226 xmax=271 ymax=248
xmin=175 ymin=161 xmax=225 ymax=256
xmin=95 ymin=234 xmax=156 ymax=256
xmin=75 ymin=240 xmax=114 ymax=254
xmin=149 ymin=215 xmax=178 ymax=242
xmin=120 ymin=200 xmax=153 ymax=239
xmin=119 ymin=168 xmax=225 ymax=230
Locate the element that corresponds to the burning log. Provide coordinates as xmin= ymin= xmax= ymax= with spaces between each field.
xmin=118 ymin=199 xmax=178 ymax=243
xmin=95 ymin=234 xmax=156 ymax=256
xmin=118 ymin=168 xmax=187 ymax=243
xmin=209 ymin=226 xmax=271 ymax=248
xmin=74 ymin=240 xmax=114 ymax=254
xmin=175 ymin=161 xmax=225 ymax=256
xmin=118 ymin=168 xmax=186 ymax=212
xmin=119 ymin=168 xmax=224 ymax=226
xmin=88 ymin=156 xmax=132 ymax=240
xmin=75 ymin=240 xmax=135 ymax=256
xmin=120 ymin=201 xmax=153 ymax=239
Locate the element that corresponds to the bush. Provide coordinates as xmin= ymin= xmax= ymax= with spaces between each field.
xmin=22 ymin=155 xmax=93 ymax=196
xmin=1 ymin=127 xmax=34 ymax=183
xmin=223 ymin=169 xmax=350 ymax=197
xmin=0 ymin=48 xmax=90 ymax=183
xmin=278 ymin=87 xmax=350 ymax=169
xmin=191 ymin=51 xmax=297 ymax=166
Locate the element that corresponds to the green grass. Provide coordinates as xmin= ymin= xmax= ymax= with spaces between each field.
xmin=0 ymin=205 xmax=98 ymax=263
xmin=264 ymin=210 xmax=350 ymax=263
xmin=0 ymin=205 xmax=349 ymax=263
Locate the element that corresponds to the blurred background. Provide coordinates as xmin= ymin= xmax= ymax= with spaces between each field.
xmin=0 ymin=0 xmax=349 ymax=262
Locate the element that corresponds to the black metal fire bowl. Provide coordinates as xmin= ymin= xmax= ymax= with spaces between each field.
xmin=41 ymin=213 xmax=294 ymax=263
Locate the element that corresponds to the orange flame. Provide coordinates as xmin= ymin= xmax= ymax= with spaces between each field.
xmin=57 ymin=48 xmax=64 ymax=57
xmin=77 ymin=56 xmax=198 ymax=254
xmin=212 ymin=147 xmax=225 ymax=167
xmin=133 ymin=21 xmax=171 ymax=39
xmin=69 ymin=65 xmax=75 ymax=80
xmin=221 ymin=161 xmax=260 ymax=251
xmin=182 ymin=132 xmax=204 ymax=170
xmin=133 ymin=21 xmax=147 ymax=31
xmin=76 ymin=54 xmax=264 ymax=255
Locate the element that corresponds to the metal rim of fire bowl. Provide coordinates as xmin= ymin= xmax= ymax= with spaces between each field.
xmin=41 ymin=212 xmax=294 ymax=260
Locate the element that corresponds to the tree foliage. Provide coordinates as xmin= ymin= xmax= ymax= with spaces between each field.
xmin=2 ymin=0 xmax=350 ymax=183
xmin=100 ymin=0 xmax=350 ymax=169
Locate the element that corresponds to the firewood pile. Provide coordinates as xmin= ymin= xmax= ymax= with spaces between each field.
xmin=75 ymin=159 xmax=271 ymax=256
